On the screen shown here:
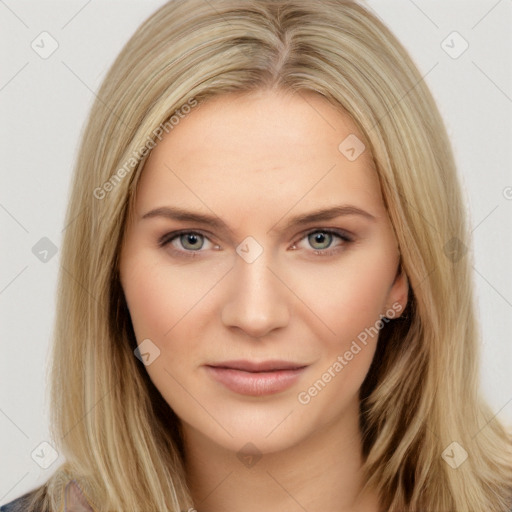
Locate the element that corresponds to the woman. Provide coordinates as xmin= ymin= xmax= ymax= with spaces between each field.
xmin=2 ymin=0 xmax=511 ymax=511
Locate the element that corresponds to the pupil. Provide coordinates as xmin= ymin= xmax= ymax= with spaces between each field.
xmin=310 ymin=232 xmax=331 ymax=249
xmin=182 ymin=233 xmax=202 ymax=250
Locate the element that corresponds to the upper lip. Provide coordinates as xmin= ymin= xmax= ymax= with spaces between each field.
xmin=206 ymin=360 xmax=308 ymax=372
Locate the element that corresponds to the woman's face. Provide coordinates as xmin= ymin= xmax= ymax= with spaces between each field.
xmin=119 ymin=89 xmax=408 ymax=455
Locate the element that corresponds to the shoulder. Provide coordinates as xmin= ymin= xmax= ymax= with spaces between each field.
xmin=0 ymin=488 xmax=45 ymax=512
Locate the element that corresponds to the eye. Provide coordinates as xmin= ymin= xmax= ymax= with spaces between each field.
xmin=158 ymin=230 xmax=218 ymax=257
xmin=177 ymin=232 xmax=205 ymax=251
xmin=291 ymin=229 xmax=353 ymax=256
xmin=158 ymin=228 xmax=353 ymax=259
xmin=308 ymin=231 xmax=333 ymax=250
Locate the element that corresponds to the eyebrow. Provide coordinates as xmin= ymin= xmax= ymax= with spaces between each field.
xmin=140 ymin=205 xmax=376 ymax=234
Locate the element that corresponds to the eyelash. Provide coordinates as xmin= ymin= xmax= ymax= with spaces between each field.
xmin=158 ymin=228 xmax=354 ymax=259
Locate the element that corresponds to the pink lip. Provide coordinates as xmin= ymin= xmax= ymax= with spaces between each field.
xmin=204 ymin=360 xmax=308 ymax=396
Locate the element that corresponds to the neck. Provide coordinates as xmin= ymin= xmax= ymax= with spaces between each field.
xmin=182 ymin=400 xmax=381 ymax=512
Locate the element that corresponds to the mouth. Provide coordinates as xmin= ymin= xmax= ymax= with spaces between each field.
xmin=204 ymin=360 xmax=309 ymax=396
xmin=208 ymin=359 xmax=307 ymax=372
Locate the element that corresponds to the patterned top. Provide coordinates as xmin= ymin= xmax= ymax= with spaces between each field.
xmin=0 ymin=480 xmax=94 ymax=511
xmin=0 ymin=489 xmax=40 ymax=512
xmin=2 ymin=488 xmax=512 ymax=512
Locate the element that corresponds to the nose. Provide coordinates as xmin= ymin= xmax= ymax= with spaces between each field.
xmin=221 ymin=250 xmax=290 ymax=338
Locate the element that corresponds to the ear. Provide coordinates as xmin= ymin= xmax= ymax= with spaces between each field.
xmin=383 ymin=265 xmax=409 ymax=319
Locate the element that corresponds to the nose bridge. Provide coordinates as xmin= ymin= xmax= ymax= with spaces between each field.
xmin=221 ymin=244 xmax=290 ymax=337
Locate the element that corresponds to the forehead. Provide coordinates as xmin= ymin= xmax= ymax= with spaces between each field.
xmin=132 ymin=89 xmax=384 ymax=224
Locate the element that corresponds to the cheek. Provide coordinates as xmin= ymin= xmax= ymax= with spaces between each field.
xmin=290 ymin=251 xmax=396 ymax=345
xmin=120 ymin=252 xmax=224 ymax=427
xmin=122 ymin=265 xmax=176 ymax=343
xmin=120 ymin=250 xmax=226 ymax=348
xmin=289 ymin=254 xmax=395 ymax=414
xmin=121 ymin=256 xmax=213 ymax=398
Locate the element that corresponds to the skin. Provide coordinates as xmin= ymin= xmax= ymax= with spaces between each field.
xmin=119 ymin=89 xmax=408 ymax=512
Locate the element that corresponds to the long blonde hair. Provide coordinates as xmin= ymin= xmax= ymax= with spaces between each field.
xmin=27 ymin=0 xmax=512 ymax=510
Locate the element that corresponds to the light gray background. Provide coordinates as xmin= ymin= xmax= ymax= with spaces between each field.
xmin=1 ymin=0 xmax=511 ymax=505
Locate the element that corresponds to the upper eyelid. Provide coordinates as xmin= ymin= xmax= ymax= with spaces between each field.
xmin=298 ymin=227 xmax=353 ymax=239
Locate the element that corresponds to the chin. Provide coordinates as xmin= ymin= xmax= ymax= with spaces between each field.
xmin=179 ymin=395 xmax=332 ymax=458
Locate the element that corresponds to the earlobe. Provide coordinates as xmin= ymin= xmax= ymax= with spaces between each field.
xmin=384 ymin=266 xmax=409 ymax=319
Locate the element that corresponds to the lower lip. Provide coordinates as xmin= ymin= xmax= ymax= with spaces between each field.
xmin=204 ymin=366 xmax=307 ymax=396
